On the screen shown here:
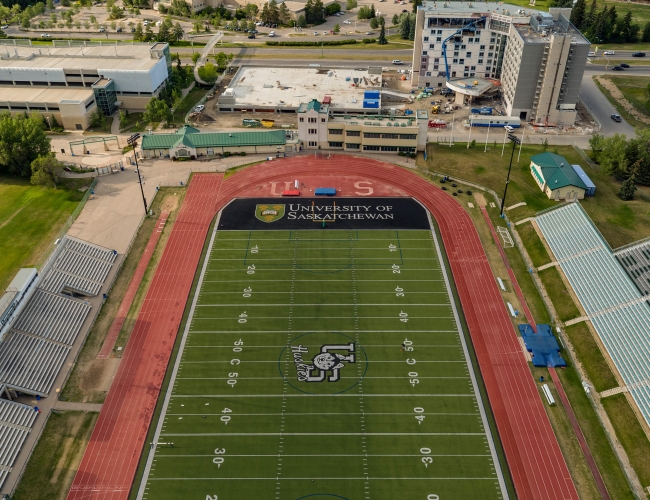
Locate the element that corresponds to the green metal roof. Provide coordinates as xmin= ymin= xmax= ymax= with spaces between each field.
xmin=531 ymin=152 xmax=587 ymax=190
xmin=141 ymin=126 xmax=286 ymax=150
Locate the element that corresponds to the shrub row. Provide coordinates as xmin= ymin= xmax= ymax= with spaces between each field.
xmin=265 ymin=39 xmax=357 ymax=46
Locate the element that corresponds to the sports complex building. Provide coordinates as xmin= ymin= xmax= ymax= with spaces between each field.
xmin=0 ymin=39 xmax=171 ymax=129
xmin=3 ymin=151 xmax=650 ymax=500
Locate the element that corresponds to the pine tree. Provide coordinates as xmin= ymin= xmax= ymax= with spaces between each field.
xmin=585 ymin=0 xmax=597 ymax=27
xmin=369 ymin=4 xmax=375 ymax=18
xmin=304 ymin=0 xmax=313 ymax=24
xmin=643 ymin=21 xmax=650 ymax=42
xmin=392 ymin=13 xmax=399 ymax=25
xmin=133 ymin=21 xmax=143 ymax=41
xmin=412 ymin=0 xmax=422 ymax=13
xmin=278 ymin=3 xmax=289 ymax=25
xmin=619 ymin=171 xmax=638 ymax=200
xmin=313 ymin=0 xmax=324 ymax=23
xmin=157 ymin=18 xmax=171 ymax=42
xmin=408 ymin=13 xmax=415 ymax=40
xmin=400 ymin=14 xmax=410 ymax=39
xmin=570 ymin=0 xmax=586 ymax=29
xmin=378 ymin=22 xmax=387 ymax=44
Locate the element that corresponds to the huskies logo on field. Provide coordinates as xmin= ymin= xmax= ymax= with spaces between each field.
xmin=255 ymin=204 xmax=285 ymax=223
xmin=291 ymin=343 xmax=356 ymax=383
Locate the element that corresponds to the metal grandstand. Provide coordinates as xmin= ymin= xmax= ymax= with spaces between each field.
xmin=536 ymin=202 xmax=650 ymax=427
xmin=614 ymin=238 xmax=650 ymax=297
xmin=0 ymin=398 xmax=37 ymax=488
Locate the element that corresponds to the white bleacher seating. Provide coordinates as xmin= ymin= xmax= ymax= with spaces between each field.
xmin=0 ymin=398 xmax=37 ymax=488
xmin=537 ymin=203 xmax=650 ymax=427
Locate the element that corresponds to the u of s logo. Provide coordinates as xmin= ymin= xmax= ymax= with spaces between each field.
xmin=292 ymin=343 xmax=356 ymax=383
xmin=255 ymin=204 xmax=285 ymax=223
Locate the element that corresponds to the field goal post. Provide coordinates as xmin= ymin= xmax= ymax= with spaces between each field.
xmin=69 ymin=135 xmax=120 ymax=156
xmin=312 ymin=200 xmax=337 ymax=226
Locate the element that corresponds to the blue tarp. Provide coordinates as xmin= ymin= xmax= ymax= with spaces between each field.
xmin=518 ymin=324 xmax=567 ymax=368
xmin=315 ymin=188 xmax=336 ymax=196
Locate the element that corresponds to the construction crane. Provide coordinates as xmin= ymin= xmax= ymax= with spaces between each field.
xmin=442 ymin=16 xmax=487 ymax=81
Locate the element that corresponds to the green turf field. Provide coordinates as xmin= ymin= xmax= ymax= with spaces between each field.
xmin=139 ymin=227 xmax=507 ymax=500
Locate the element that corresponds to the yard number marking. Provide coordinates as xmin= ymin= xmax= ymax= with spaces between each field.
xmin=250 ymin=245 xmax=259 ymax=254
xmin=243 ymin=287 xmax=252 ymax=298
xmin=399 ymin=311 xmax=409 ymax=323
xmin=213 ymin=448 xmax=226 ymax=468
xmin=421 ymin=448 xmax=433 ymax=468
xmin=389 ymin=244 xmax=397 ymax=252
xmin=246 ymin=264 xmax=255 ymax=274
xmin=227 ymin=372 xmax=238 ymax=387
xmin=409 ymin=372 xmax=419 ymax=387
xmin=206 ymin=496 xmax=218 ymax=500
xmin=233 ymin=339 xmax=244 ymax=352
xmin=403 ymin=339 xmax=413 ymax=351
xmin=221 ymin=408 xmax=232 ymax=425
xmin=427 ymin=496 xmax=440 ymax=500
xmin=395 ymin=286 xmax=404 ymax=297
xmin=238 ymin=312 xmax=248 ymax=324
xmin=392 ymin=264 xmax=400 ymax=274
xmin=414 ymin=407 xmax=425 ymax=425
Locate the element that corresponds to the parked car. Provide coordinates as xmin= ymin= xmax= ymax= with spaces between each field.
xmin=323 ymin=30 xmax=328 ymax=34
xmin=402 ymin=9 xmax=408 ymax=12
xmin=0 ymin=25 xmax=7 ymax=29
xmin=313 ymin=31 xmax=318 ymax=35
xmin=247 ymin=33 xmax=255 ymax=38
xmin=268 ymin=31 xmax=275 ymax=37
xmin=603 ymin=50 xmax=615 ymax=55
xmin=611 ymin=113 xmax=622 ymax=122
xmin=612 ymin=65 xmax=624 ymax=71
xmin=633 ymin=52 xmax=646 ymax=57
xmin=620 ymin=63 xmax=630 ymax=68
xmin=99 ymin=27 xmax=105 ymax=32
xmin=366 ymin=31 xmax=374 ymax=34
xmin=40 ymin=33 xmax=51 ymax=37
xmin=343 ymin=20 xmax=351 ymax=24
xmin=392 ymin=59 xmax=403 ymax=65
xmin=116 ymin=27 xmax=122 ymax=32
xmin=194 ymin=104 xmax=205 ymax=112
xmin=255 ymin=21 xmax=263 ymax=25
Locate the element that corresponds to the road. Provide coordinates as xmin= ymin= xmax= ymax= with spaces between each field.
xmin=579 ymin=69 xmax=636 ymax=137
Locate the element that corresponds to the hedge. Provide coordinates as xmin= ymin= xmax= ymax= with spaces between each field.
xmin=265 ymin=39 xmax=357 ymax=46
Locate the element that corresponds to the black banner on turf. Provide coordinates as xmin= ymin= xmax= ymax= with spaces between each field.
xmin=218 ymin=197 xmax=430 ymax=230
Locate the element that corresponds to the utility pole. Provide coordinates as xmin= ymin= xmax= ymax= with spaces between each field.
xmin=127 ymin=133 xmax=148 ymax=216
xmin=500 ymin=133 xmax=521 ymax=217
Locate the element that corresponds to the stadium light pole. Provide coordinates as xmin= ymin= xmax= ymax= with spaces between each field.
xmin=500 ymin=133 xmax=521 ymax=218
xmin=127 ymin=133 xmax=148 ymax=217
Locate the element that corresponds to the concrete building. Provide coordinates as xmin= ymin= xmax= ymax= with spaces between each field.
xmin=412 ymin=2 xmax=589 ymax=126
xmin=141 ymin=125 xmax=293 ymax=158
xmin=217 ymin=66 xmax=384 ymax=115
xmin=296 ymin=99 xmax=428 ymax=153
xmin=530 ymin=152 xmax=586 ymax=200
xmin=0 ymin=39 xmax=171 ymax=128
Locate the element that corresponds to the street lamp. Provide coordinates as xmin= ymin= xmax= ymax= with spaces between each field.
xmin=127 ymin=133 xmax=148 ymax=216
xmin=500 ymin=133 xmax=521 ymax=217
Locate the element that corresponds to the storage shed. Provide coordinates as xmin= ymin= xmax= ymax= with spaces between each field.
xmin=570 ymin=164 xmax=596 ymax=196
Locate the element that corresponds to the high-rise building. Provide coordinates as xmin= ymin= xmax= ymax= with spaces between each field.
xmin=412 ymin=2 xmax=589 ymax=126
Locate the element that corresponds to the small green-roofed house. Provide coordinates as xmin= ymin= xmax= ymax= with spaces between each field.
xmin=530 ymin=152 xmax=587 ymax=201
xmin=141 ymin=125 xmax=288 ymax=159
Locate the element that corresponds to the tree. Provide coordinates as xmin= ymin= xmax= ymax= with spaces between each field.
xmin=297 ymin=14 xmax=306 ymax=27
xmin=643 ymin=21 xmax=650 ymax=42
xmin=378 ymin=22 xmax=386 ymax=44
xmin=214 ymin=51 xmax=233 ymax=70
xmin=346 ymin=0 xmax=358 ymax=10
xmin=144 ymin=24 xmax=154 ymax=41
xmin=333 ymin=23 xmax=340 ymax=33
xmin=570 ymin=0 xmax=586 ymax=29
xmin=142 ymin=98 xmax=171 ymax=125
xmin=46 ymin=0 xmax=53 ymax=10
xmin=619 ymin=171 xmax=637 ymax=200
xmin=244 ymin=3 xmax=258 ymax=19
xmin=392 ymin=13 xmax=399 ymax=25
xmin=325 ymin=2 xmax=340 ymax=16
xmin=260 ymin=2 xmax=270 ymax=23
xmin=89 ymin=109 xmax=106 ymax=129
xmin=550 ymin=0 xmax=572 ymax=6
xmin=268 ymin=0 xmax=280 ymax=24
xmin=198 ymin=62 xmax=218 ymax=83
xmin=400 ymin=13 xmax=410 ymax=39
xmin=369 ymin=4 xmax=375 ymax=18
xmin=191 ymin=51 xmax=200 ymax=64
xmin=412 ymin=0 xmax=422 ymax=13
xmin=409 ymin=14 xmax=416 ymax=40
xmin=0 ymin=114 xmax=51 ymax=177
xmin=278 ymin=2 xmax=289 ymax=24
xmin=157 ymin=17 xmax=171 ymax=41
xmin=585 ymin=0 xmax=597 ymax=28
xmin=118 ymin=109 xmax=127 ymax=130
xmin=109 ymin=5 xmax=122 ymax=18
xmin=30 ymin=154 xmax=64 ymax=188
xmin=133 ymin=21 xmax=143 ymax=40
xmin=172 ymin=22 xmax=184 ymax=42
xmin=89 ymin=14 xmax=96 ymax=23
xmin=370 ymin=17 xmax=378 ymax=29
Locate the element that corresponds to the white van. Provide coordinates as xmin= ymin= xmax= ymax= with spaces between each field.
xmin=268 ymin=31 xmax=275 ymax=37
xmin=392 ymin=59 xmax=403 ymax=65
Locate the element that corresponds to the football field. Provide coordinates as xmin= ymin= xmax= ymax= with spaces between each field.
xmin=138 ymin=199 xmax=508 ymax=500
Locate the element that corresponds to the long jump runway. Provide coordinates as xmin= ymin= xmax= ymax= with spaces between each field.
xmin=67 ymin=156 xmax=578 ymax=500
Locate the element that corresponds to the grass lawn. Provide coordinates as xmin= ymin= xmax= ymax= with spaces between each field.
xmin=12 ymin=411 xmax=99 ymax=500
xmin=600 ymin=74 xmax=650 ymax=119
xmin=594 ymin=75 xmax=649 ymax=130
xmin=517 ymin=222 xmax=552 ymax=268
xmin=119 ymin=112 xmax=159 ymax=133
xmin=136 ymin=227 xmax=510 ymax=499
xmin=83 ymin=116 xmax=114 ymax=135
xmin=563 ymin=323 xmax=618 ymax=393
xmin=538 ymin=266 xmax=581 ymax=322
xmin=423 ymin=143 xmax=650 ymax=248
xmin=0 ymin=176 xmax=91 ymax=291
xmin=170 ymin=87 xmax=206 ymax=125
xmin=601 ymin=394 xmax=650 ymax=488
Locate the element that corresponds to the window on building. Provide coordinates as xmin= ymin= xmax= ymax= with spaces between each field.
xmin=398 ymin=146 xmax=415 ymax=152
xmin=490 ymin=37 xmax=495 ymax=43
xmin=426 ymin=71 xmax=432 ymax=76
xmin=438 ymin=71 xmax=446 ymax=77
xmin=346 ymin=130 xmax=361 ymax=136
xmin=321 ymin=118 xmax=326 ymax=122
xmin=421 ymin=64 xmax=426 ymax=69
xmin=466 ymin=52 xmax=472 ymax=57
xmin=308 ymin=128 xmax=317 ymax=134
xmin=346 ymin=143 xmax=360 ymax=149
xmin=382 ymin=133 xmax=399 ymax=139
xmin=470 ymin=66 xmax=476 ymax=70
xmin=308 ymin=117 xmax=317 ymax=123
xmin=424 ymin=36 xmax=429 ymax=41
xmin=364 ymin=133 xmax=381 ymax=138
xmin=459 ymin=59 xmax=464 ymax=64
xmin=486 ymin=66 xmax=491 ymax=71
xmin=470 ymin=72 xmax=475 ymax=77
xmin=329 ymin=129 xmax=343 ymax=135
xmin=478 ymin=59 xmax=483 ymax=64
xmin=453 ymin=59 xmax=458 ymax=64
xmin=485 ymin=73 xmax=491 ymax=78
xmin=308 ymin=141 xmax=318 ymax=147
xmin=399 ymin=134 xmax=417 ymax=140
xmin=436 ymin=37 xmax=441 ymax=42
xmin=479 ymin=52 xmax=484 ymax=57
xmin=453 ymin=51 xmax=459 ymax=56
xmin=381 ymin=146 xmax=398 ymax=152
xmin=429 ymin=43 xmax=435 ymax=49
xmin=437 ymin=29 xmax=442 ymax=34
xmin=433 ymin=66 xmax=439 ymax=70
xmin=468 ymin=37 xmax=473 ymax=42
xmin=363 ymin=145 xmax=381 ymax=151
xmin=464 ymin=73 xmax=469 ymax=77
xmin=422 ymin=51 xmax=427 ymax=56
xmin=328 ymin=142 xmax=343 ymax=148
xmin=480 ymin=45 xmax=485 ymax=49
xmin=461 ymin=44 xmax=466 ymax=49
xmin=299 ymin=117 xmax=304 ymax=122
xmin=487 ymin=59 xmax=493 ymax=64
xmin=451 ymin=71 xmax=456 ymax=77
xmin=434 ymin=58 xmax=439 ymax=62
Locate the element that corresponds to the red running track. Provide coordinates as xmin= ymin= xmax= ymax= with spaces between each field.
xmin=97 ymin=211 xmax=169 ymax=360
xmin=68 ymin=175 xmax=222 ymax=500
xmin=67 ymin=156 xmax=578 ymax=500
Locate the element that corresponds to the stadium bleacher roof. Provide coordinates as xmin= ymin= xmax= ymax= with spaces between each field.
xmin=0 ymin=398 xmax=37 ymax=489
xmin=536 ymin=202 xmax=650 ymax=427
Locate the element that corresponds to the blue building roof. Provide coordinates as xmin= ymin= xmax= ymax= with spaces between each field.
xmin=571 ymin=164 xmax=596 ymax=190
